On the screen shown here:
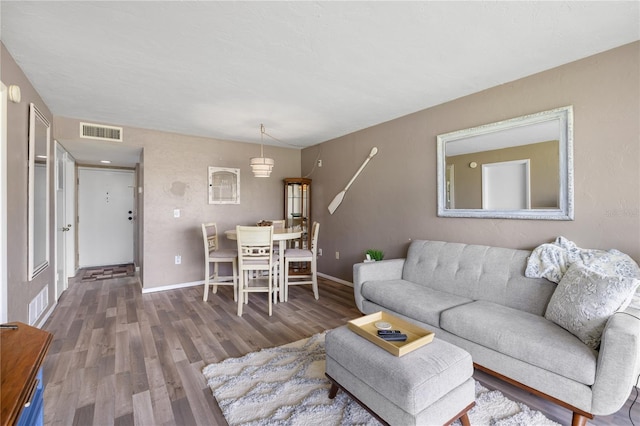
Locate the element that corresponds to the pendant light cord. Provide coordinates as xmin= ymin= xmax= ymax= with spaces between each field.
xmin=259 ymin=123 xmax=322 ymax=178
xmin=261 ymin=125 xmax=305 ymax=149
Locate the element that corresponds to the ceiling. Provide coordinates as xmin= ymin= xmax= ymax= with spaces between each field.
xmin=1 ymin=1 xmax=638 ymax=166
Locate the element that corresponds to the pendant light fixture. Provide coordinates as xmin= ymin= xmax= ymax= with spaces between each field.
xmin=250 ymin=124 xmax=275 ymax=177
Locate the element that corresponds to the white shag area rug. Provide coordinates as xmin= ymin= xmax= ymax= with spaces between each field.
xmin=203 ymin=332 xmax=561 ymax=426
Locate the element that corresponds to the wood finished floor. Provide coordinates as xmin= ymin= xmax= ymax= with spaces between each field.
xmin=42 ymin=272 xmax=640 ymax=425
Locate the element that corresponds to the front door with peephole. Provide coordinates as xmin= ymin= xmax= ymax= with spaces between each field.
xmin=78 ymin=167 xmax=135 ymax=267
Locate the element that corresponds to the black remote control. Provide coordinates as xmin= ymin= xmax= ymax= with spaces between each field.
xmin=377 ymin=330 xmax=401 ymax=335
xmin=379 ymin=333 xmax=408 ymax=341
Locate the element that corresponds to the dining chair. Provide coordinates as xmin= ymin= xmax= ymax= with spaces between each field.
xmin=283 ymin=221 xmax=320 ymax=301
xmin=265 ymin=219 xmax=286 ymax=229
xmin=256 ymin=219 xmax=285 ymax=229
xmin=202 ymin=223 xmax=238 ymax=302
xmin=236 ymin=225 xmax=279 ymax=316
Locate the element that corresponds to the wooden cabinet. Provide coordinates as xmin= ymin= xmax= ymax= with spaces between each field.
xmin=1 ymin=322 xmax=52 ymax=426
xmin=284 ymin=178 xmax=311 ymax=249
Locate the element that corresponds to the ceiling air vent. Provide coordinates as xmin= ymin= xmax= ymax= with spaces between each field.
xmin=80 ymin=122 xmax=123 ymax=142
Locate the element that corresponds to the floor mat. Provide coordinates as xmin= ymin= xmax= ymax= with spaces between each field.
xmin=81 ymin=264 xmax=135 ymax=281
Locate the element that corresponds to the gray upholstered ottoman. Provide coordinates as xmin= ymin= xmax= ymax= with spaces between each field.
xmin=325 ymin=325 xmax=475 ymax=426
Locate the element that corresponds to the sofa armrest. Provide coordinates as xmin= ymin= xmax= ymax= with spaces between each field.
xmin=592 ymin=307 xmax=640 ymax=415
xmin=352 ymin=259 xmax=405 ymax=313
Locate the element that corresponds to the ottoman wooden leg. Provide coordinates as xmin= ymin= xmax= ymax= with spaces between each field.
xmin=460 ymin=412 xmax=471 ymax=426
xmin=444 ymin=402 xmax=475 ymax=426
xmin=325 ymin=373 xmax=390 ymax=426
xmin=328 ymin=382 xmax=339 ymax=399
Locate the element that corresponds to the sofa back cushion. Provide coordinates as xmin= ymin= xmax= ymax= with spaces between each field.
xmin=402 ymin=240 xmax=556 ymax=316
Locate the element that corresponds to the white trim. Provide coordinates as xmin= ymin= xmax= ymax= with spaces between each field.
xmin=0 ymin=83 xmax=7 ymax=322
xmin=64 ymin=152 xmax=76 ymax=285
xmin=34 ymin=300 xmax=57 ymax=329
xmin=318 ymin=272 xmax=353 ymax=287
xmin=54 ymin=143 xmax=61 ymax=300
xmin=141 ymin=280 xmax=203 ymax=294
xmin=28 ymin=103 xmax=51 ymax=280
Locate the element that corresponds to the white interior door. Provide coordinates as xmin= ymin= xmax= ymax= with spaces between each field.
xmin=55 ymin=144 xmax=66 ymax=299
xmin=78 ymin=167 xmax=135 ymax=267
xmin=64 ymin=154 xmax=76 ymax=276
xmin=482 ymin=159 xmax=531 ymax=210
xmin=55 ymin=143 xmax=75 ymax=300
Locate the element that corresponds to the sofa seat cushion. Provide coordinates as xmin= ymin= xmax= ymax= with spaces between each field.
xmin=440 ymin=300 xmax=597 ymax=385
xmin=361 ymin=279 xmax=472 ymax=328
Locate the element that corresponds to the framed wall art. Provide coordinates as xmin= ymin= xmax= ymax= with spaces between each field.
xmin=208 ymin=166 xmax=240 ymax=204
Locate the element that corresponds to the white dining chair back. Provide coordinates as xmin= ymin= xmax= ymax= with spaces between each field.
xmin=283 ymin=222 xmax=320 ymax=301
xmin=264 ymin=220 xmax=287 ymax=253
xmin=201 ymin=222 xmax=238 ymax=302
xmin=267 ymin=220 xmax=286 ymax=229
xmin=236 ymin=225 xmax=278 ymax=316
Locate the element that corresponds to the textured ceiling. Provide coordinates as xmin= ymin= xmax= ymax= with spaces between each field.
xmin=1 ymin=1 xmax=639 ymax=166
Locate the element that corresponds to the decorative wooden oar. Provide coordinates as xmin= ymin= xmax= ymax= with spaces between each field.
xmin=327 ymin=147 xmax=378 ymax=215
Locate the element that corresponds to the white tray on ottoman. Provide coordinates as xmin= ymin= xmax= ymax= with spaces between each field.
xmin=325 ymin=324 xmax=475 ymax=426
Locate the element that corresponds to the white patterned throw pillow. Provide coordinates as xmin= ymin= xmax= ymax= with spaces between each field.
xmin=545 ymin=263 xmax=640 ymax=350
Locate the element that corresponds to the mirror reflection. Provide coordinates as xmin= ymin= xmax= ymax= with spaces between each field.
xmin=437 ymin=106 xmax=573 ymax=220
xmin=29 ymin=103 xmax=50 ymax=280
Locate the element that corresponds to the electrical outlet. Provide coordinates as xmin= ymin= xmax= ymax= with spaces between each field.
xmin=335 ymin=251 xmax=340 ymax=260
xmin=318 ymin=159 xmax=322 ymax=167
xmin=318 ymin=248 xmax=323 ymax=256
xmin=173 ymin=209 xmax=180 ymax=218
xmin=175 ymin=255 xmax=181 ymax=264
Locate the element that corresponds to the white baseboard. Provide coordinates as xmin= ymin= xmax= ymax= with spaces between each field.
xmin=140 ymin=274 xmax=351 ymax=295
xmin=141 ymin=280 xmax=203 ymax=294
xmin=318 ymin=272 xmax=353 ymax=287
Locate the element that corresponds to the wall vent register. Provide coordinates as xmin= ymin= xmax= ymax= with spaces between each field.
xmin=80 ymin=122 xmax=123 ymax=142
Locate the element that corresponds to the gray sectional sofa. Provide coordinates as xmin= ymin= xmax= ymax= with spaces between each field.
xmin=353 ymin=240 xmax=640 ymax=425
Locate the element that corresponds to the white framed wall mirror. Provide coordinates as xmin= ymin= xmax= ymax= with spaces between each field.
xmin=436 ymin=106 xmax=574 ymax=220
xmin=28 ymin=103 xmax=50 ymax=280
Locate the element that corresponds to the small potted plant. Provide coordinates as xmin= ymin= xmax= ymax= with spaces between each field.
xmin=364 ymin=249 xmax=384 ymax=262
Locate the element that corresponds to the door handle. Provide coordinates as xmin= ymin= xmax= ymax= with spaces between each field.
xmin=61 ymin=227 xmax=70 ymax=232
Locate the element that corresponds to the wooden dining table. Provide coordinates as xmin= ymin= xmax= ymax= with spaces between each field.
xmin=225 ymin=228 xmax=302 ymax=303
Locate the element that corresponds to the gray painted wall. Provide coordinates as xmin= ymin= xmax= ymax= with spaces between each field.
xmin=305 ymin=42 xmax=640 ymax=281
xmin=2 ymin=43 xmax=56 ymax=324
xmin=3 ymin=40 xmax=638 ymax=323
xmin=54 ymin=116 xmax=301 ymax=290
